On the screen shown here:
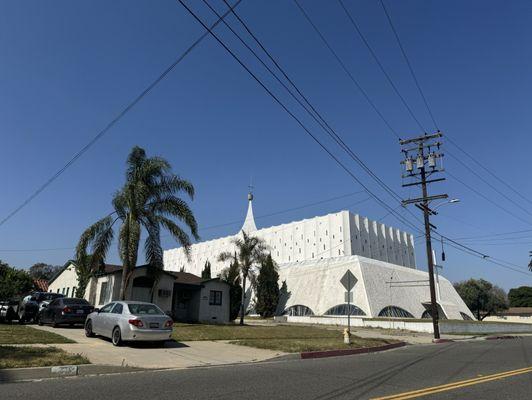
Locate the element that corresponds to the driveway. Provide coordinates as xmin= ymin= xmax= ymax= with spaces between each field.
xmin=32 ymin=325 xmax=283 ymax=369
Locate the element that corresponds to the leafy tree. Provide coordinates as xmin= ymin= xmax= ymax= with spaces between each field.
xmin=256 ymin=254 xmax=280 ymax=318
xmin=76 ymin=146 xmax=199 ymax=300
xmin=28 ymin=263 xmax=61 ymax=281
xmin=454 ymin=278 xmax=508 ymax=320
xmin=74 ymin=254 xmax=102 ymax=300
xmin=220 ymin=257 xmax=242 ymax=321
xmin=201 ymin=260 xmax=212 ymax=280
xmin=218 ymin=231 xmax=268 ymax=325
xmin=0 ymin=260 xmax=35 ymax=299
xmin=508 ymin=286 xmax=532 ymax=307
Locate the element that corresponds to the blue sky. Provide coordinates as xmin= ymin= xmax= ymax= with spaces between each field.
xmin=1 ymin=0 xmax=531 ymax=290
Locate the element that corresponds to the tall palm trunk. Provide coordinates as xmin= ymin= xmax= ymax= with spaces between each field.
xmin=240 ymin=273 xmax=247 ymax=326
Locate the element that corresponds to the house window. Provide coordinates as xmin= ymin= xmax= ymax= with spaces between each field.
xmin=99 ymin=282 xmax=109 ymax=305
xmin=72 ymin=287 xmax=76 ymax=297
xmin=209 ymin=290 xmax=222 ymax=306
xmin=65 ymin=287 xmax=70 ymax=297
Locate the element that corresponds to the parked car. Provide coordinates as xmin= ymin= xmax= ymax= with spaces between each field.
xmin=33 ymin=292 xmax=64 ymax=315
xmin=17 ymin=294 xmax=41 ymax=323
xmin=38 ymin=297 xmax=94 ymax=327
xmin=0 ymin=299 xmax=20 ymax=323
xmin=84 ymin=301 xmax=174 ymax=346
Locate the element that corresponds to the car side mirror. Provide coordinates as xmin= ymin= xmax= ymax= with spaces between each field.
xmin=42 ymin=304 xmax=47 ymax=308
xmin=94 ymin=308 xmax=100 ymax=313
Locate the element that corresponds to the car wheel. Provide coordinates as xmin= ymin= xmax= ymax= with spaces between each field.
xmin=85 ymin=320 xmax=95 ymax=337
xmin=52 ymin=316 xmax=58 ymax=328
xmin=112 ymin=327 xmax=122 ymax=347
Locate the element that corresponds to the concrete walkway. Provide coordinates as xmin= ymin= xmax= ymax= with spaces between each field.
xmin=31 ymin=325 xmax=283 ymax=369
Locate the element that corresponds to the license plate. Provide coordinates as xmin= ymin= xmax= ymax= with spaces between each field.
xmin=149 ymin=323 xmax=159 ymax=328
xmin=76 ymin=310 xmax=84 ymax=314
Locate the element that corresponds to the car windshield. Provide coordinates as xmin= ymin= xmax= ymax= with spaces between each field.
xmin=127 ymin=303 xmax=164 ymax=315
xmin=63 ymin=298 xmax=89 ymax=305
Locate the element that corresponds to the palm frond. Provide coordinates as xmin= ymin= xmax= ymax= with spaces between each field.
xmin=76 ymin=215 xmax=116 ymax=269
xmin=143 ymin=216 xmax=163 ymax=269
xmin=156 ymin=215 xmax=193 ymax=260
xmin=145 ymin=195 xmax=199 ymax=240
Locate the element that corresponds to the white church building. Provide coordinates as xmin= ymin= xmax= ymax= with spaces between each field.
xmin=163 ymin=193 xmax=474 ymax=321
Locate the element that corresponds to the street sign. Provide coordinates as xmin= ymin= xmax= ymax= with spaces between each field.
xmin=340 ymin=270 xmax=357 ymax=292
xmin=344 ymin=292 xmax=353 ymax=302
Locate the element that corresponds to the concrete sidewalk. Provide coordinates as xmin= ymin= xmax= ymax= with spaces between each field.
xmin=31 ymin=325 xmax=283 ymax=369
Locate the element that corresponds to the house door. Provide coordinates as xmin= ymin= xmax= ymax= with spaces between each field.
xmin=131 ymin=276 xmax=154 ymax=303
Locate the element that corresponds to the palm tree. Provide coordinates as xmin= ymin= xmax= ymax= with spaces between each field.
xmin=76 ymin=146 xmax=199 ymax=300
xmin=218 ymin=231 xmax=268 ymax=325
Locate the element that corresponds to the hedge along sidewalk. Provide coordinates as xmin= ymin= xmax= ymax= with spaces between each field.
xmin=0 ymin=324 xmax=74 ymax=344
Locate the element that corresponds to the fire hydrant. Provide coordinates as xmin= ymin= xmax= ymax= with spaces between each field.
xmin=343 ymin=328 xmax=351 ymax=344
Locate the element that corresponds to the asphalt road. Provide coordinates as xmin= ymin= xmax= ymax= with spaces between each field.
xmin=2 ymin=337 xmax=532 ymax=400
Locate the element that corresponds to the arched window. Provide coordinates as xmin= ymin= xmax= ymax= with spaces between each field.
xmin=378 ymin=306 xmax=414 ymax=319
xmin=421 ymin=304 xmax=448 ymax=320
xmin=284 ymin=305 xmax=314 ymax=317
xmin=460 ymin=312 xmax=473 ymax=321
xmin=324 ymin=304 xmax=366 ymax=316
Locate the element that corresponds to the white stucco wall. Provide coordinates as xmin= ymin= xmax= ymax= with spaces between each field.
xmin=276 ymin=255 xmax=473 ymax=320
xmin=48 ymin=262 xmax=79 ymax=297
xmin=484 ymin=315 xmax=532 ymax=324
xmin=285 ymin=316 xmax=532 ymax=334
xmin=163 ymin=210 xmax=416 ymax=276
xmin=197 ymin=280 xmax=230 ymax=324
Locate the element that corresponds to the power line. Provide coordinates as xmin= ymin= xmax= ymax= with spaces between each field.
xmin=177 ymin=0 xmax=422 ymax=235
xmin=0 ymin=191 xmax=367 ymax=253
xmin=446 ymin=150 xmax=532 ymax=218
xmin=379 ymin=0 xmax=438 ymax=131
xmin=447 ymin=170 xmax=532 ymax=226
xmin=180 ymin=0 xmax=532 ymax=280
xmin=378 ymin=0 xmax=532 ymax=225
xmin=447 ymin=136 xmax=532 ymax=207
xmin=454 ymin=228 xmax=532 ymax=241
xmin=0 ymin=0 xmax=243 ymax=229
xmin=292 ymin=0 xmax=401 ymax=139
xmin=213 ymin=0 xmax=407 ymax=209
xmin=337 ymin=0 xmax=426 ymax=133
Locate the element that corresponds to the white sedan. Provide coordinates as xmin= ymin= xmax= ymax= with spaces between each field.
xmin=85 ymin=301 xmax=174 ymax=346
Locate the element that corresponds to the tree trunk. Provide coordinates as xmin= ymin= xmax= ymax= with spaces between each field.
xmin=119 ymin=263 xmax=131 ymax=300
xmin=240 ymin=274 xmax=247 ymax=326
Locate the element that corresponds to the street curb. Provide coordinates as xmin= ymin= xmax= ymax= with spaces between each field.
xmin=432 ymin=338 xmax=455 ymax=344
xmin=485 ymin=335 xmax=518 ymax=340
xmin=0 ymin=364 xmax=145 ymax=384
xmin=300 ymin=341 xmax=407 ymax=359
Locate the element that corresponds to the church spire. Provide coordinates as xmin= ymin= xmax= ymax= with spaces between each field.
xmin=240 ymin=187 xmax=257 ymax=233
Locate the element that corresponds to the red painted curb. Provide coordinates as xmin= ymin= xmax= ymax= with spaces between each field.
xmin=300 ymin=341 xmax=407 ymax=359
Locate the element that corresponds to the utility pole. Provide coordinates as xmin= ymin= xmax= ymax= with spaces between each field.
xmin=400 ymin=132 xmax=446 ymax=340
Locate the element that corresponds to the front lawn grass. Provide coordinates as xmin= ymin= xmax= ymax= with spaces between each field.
xmin=231 ymin=336 xmax=397 ymax=353
xmin=172 ymin=323 xmax=341 ymax=341
xmin=0 ymin=324 xmax=74 ymax=344
xmin=172 ymin=323 xmax=397 ymax=353
xmin=0 ymin=346 xmax=88 ymax=369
